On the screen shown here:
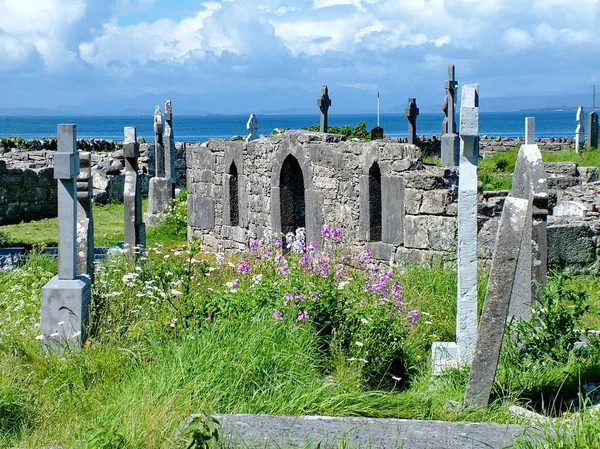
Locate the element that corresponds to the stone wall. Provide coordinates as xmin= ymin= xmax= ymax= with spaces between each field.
xmin=0 ymin=160 xmax=57 ymax=225
xmin=408 ymin=136 xmax=575 ymax=158
xmin=187 ymin=131 xmax=599 ymax=268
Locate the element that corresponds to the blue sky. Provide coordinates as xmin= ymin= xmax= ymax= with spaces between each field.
xmin=0 ymin=0 xmax=598 ymax=114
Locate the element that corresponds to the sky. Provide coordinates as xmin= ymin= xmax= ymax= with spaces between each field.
xmin=0 ymin=0 xmax=599 ymax=114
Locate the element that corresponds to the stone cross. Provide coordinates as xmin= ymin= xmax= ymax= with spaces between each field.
xmin=456 ymin=84 xmax=480 ymax=365
xmin=508 ymin=141 xmax=548 ymax=320
xmin=246 ymin=114 xmax=259 ymax=142
xmin=575 ymin=107 xmax=584 ymax=153
xmin=441 ymin=65 xmax=459 ymax=166
xmin=123 ymin=126 xmax=146 ymax=251
xmin=464 ymin=196 xmax=529 ymax=409
xmin=442 ymin=65 xmax=457 ymax=134
xmin=587 ymin=111 xmax=599 ymax=149
xmin=164 ymin=100 xmax=176 ymax=194
xmin=76 ymin=151 xmax=94 ymax=280
xmin=154 ymin=105 xmax=165 ymax=177
xmin=41 ymin=124 xmax=91 ymax=352
xmin=405 ymin=98 xmax=419 ymax=145
xmin=525 ymin=117 xmax=535 ymax=144
xmin=317 ymin=86 xmax=332 ymax=133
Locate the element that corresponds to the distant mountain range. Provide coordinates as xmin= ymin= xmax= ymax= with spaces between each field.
xmin=0 ymin=92 xmax=594 ymax=116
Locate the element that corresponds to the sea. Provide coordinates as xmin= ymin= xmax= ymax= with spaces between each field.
xmin=0 ymin=110 xmax=580 ymax=143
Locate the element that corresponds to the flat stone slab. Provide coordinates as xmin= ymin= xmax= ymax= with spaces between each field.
xmin=210 ymin=414 xmax=541 ymax=449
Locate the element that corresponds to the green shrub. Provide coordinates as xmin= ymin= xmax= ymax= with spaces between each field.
xmin=304 ymin=122 xmax=371 ymax=140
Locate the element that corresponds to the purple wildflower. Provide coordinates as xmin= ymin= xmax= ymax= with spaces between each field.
xmin=249 ymin=239 xmax=260 ymax=252
xmin=273 ymin=238 xmax=283 ymax=248
xmin=294 ymin=294 xmax=306 ymax=302
xmin=237 ymin=260 xmax=252 ymax=274
xmin=297 ymin=311 xmax=309 ymax=322
xmin=278 ymin=265 xmax=291 ymax=276
xmin=407 ymin=310 xmax=420 ymax=326
xmin=275 ymin=253 xmax=285 ymax=264
xmin=307 ymin=241 xmax=318 ymax=252
xmin=359 ymin=248 xmax=372 ymax=264
xmin=263 ymin=249 xmax=272 ymax=259
xmin=311 ymin=291 xmax=320 ymax=302
xmin=231 ymin=278 xmax=240 ymax=289
xmin=272 ymin=309 xmax=283 ymax=322
xmin=392 ymin=282 xmax=404 ymax=308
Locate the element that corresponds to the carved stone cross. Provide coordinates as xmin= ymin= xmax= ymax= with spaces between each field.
xmin=317 ymin=85 xmax=332 ymax=133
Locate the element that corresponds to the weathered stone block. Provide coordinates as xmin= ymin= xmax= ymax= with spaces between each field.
xmin=404 ymin=189 xmax=422 ymax=215
xmin=404 ymin=216 xmax=429 ymax=249
xmin=428 ymin=216 xmax=457 ymax=252
xmin=548 ymin=223 xmax=596 ymax=265
xmin=420 ymin=189 xmax=453 ymax=215
xmin=188 ymin=194 xmax=215 ymax=229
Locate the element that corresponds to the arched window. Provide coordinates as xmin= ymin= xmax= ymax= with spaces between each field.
xmin=280 ymin=155 xmax=306 ymax=235
xmin=368 ymin=161 xmax=382 ymax=241
xmin=229 ymin=161 xmax=239 ymax=226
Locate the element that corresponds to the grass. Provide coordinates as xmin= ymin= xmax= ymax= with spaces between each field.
xmin=1 ymin=201 xmax=599 ymax=447
xmin=0 ymin=192 xmax=188 ymax=248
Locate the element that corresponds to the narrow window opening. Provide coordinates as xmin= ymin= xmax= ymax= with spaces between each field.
xmin=229 ymin=162 xmax=239 ymax=226
xmin=280 ymin=155 xmax=306 ymax=235
xmin=369 ymin=162 xmax=382 ymax=241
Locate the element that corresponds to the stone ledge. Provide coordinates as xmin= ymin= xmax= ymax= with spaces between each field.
xmin=204 ymin=414 xmax=542 ymax=449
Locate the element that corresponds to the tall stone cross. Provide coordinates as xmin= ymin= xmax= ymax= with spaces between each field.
xmin=317 ymin=85 xmax=332 ymax=133
xmin=575 ymin=107 xmax=584 ymax=153
xmin=123 ymin=126 xmax=146 ymax=252
xmin=456 ymin=84 xmax=480 ymax=365
xmin=525 ymin=117 xmax=535 ymax=144
xmin=441 ymin=65 xmax=459 ymax=166
xmin=246 ymin=114 xmax=259 ymax=142
xmin=588 ymin=111 xmax=599 ymax=149
xmin=164 ymin=100 xmax=176 ymax=195
xmin=41 ymin=124 xmax=91 ymax=353
xmin=154 ymin=105 xmax=165 ymax=177
xmin=405 ymin=98 xmax=419 ymax=145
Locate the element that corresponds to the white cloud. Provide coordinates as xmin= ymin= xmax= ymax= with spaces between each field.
xmin=503 ymin=27 xmax=534 ymax=51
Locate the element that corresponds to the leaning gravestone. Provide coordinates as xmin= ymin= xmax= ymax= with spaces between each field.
xmin=76 ymin=151 xmax=94 ymax=280
xmin=432 ymin=84 xmax=480 ymax=372
xmin=441 ymin=65 xmax=459 ymax=166
xmin=123 ymin=126 xmax=146 ymax=252
xmin=317 ymin=86 xmax=331 ymax=133
xmin=508 ymin=122 xmax=548 ymax=320
xmin=146 ymin=106 xmax=172 ymax=225
xmin=464 ymin=197 xmax=529 ymax=409
xmin=405 ymin=98 xmax=419 ymax=145
xmin=41 ymin=124 xmax=92 ymax=352
xmin=246 ymin=114 xmax=259 ymax=142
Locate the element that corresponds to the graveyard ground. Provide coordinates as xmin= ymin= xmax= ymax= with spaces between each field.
xmin=1 ymin=197 xmax=600 ymax=448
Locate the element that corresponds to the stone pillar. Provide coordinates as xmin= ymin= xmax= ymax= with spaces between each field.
xmin=246 ymin=114 xmax=259 ymax=142
xmin=76 ymin=151 xmax=94 ymax=280
xmin=123 ymin=126 xmax=146 ymax=251
xmin=146 ymin=106 xmax=171 ymax=226
xmin=164 ymin=100 xmax=176 ymax=197
xmin=441 ymin=65 xmax=459 ymax=166
xmin=575 ymin=107 xmax=584 ymax=153
xmin=464 ymin=197 xmax=528 ymax=409
xmin=587 ymin=111 xmax=599 ymax=149
xmin=525 ymin=117 xmax=535 ymax=144
xmin=456 ymin=84 xmax=480 ymax=365
xmin=317 ymin=86 xmax=331 ymax=133
xmin=41 ymin=124 xmax=91 ymax=352
xmin=405 ymin=98 xmax=419 ymax=145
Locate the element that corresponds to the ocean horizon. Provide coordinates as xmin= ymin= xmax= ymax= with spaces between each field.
xmin=0 ymin=110 xmax=582 ymax=143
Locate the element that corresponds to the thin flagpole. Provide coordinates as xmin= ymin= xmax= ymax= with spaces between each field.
xmin=377 ymin=91 xmax=380 ymax=127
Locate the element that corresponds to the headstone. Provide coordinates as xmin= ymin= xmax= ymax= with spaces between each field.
xmin=123 ymin=126 xmax=146 ymax=252
xmin=575 ymin=107 xmax=584 ymax=152
xmin=405 ymin=98 xmax=419 ymax=144
xmin=441 ymin=65 xmax=459 ymax=166
xmin=317 ymin=86 xmax=331 ymax=133
xmin=76 ymin=151 xmax=94 ymax=280
xmin=525 ymin=117 xmax=535 ymax=144
xmin=146 ymin=106 xmax=172 ymax=226
xmin=508 ymin=140 xmax=548 ymax=320
xmin=464 ymin=197 xmax=529 ymax=409
xmin=456 ymin=84 xmax=480 ymax=365
xmin=587 ymin=111 xmax=599 ymax=149
xmin=370 ymin=126 xmax=384 ymax=140
xmin=246 ymin=114 xmax=259 ymax=142
xmin=41 ymin=124 xmax=91 ymax=352
xmin=164 ymin=100 xmax=176 ymax=195
xmin=553 ymin=200 xmax=588 ymax=217
xmin=154 ymin=106 xmax=165 ymax=177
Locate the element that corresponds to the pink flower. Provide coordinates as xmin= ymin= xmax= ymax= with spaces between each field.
xmin=237 ymin=260 xmax=252 ymax=274
xmin=272 ymin=309 xmax=283 ymax=322
xmin=407 ymin=310 xmax=419 ymax=326
xmin=297 ymin=311 xmax=309 ymax=322
xmin=278 ymin=265 xmax=291 ymax=276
